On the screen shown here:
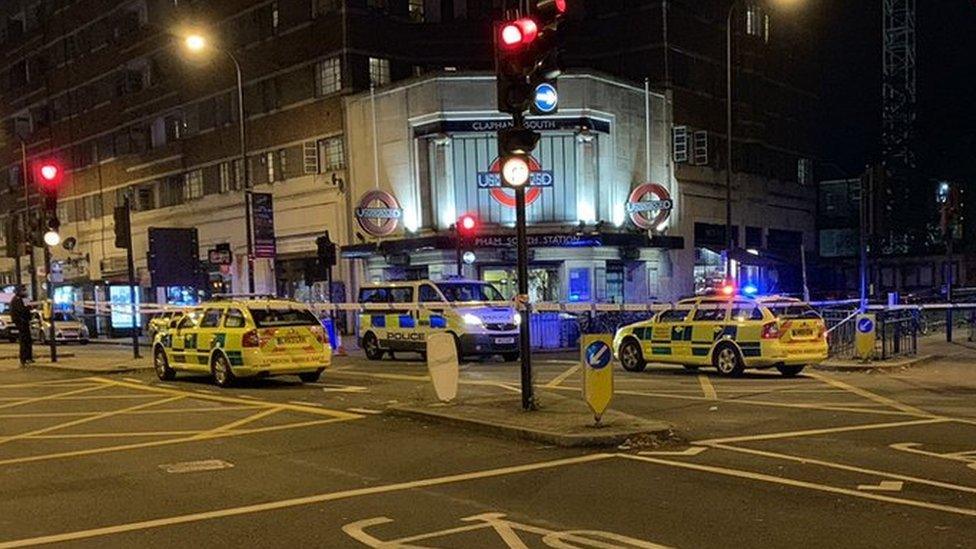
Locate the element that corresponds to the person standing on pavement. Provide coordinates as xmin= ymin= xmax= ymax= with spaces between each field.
xmin=10 ymin=285 xmax=33 ymax=366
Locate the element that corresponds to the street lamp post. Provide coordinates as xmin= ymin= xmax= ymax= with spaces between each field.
xmin=725 ymin=2 xmax=738 ymax=283
xmin=184 ymin=35 xmax=255 ymax=294
xmin=725 ymin=0 xmax=801 ymax=283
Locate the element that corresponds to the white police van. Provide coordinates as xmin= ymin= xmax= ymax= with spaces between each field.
xmin=357 ymin=279 xmax=521 ymax=361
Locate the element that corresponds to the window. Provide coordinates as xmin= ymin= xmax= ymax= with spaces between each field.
xmin=367 ymin=0 xmax=389 ymax=9
xmin=248 ymin=308 xmax=320 ymax=327
xmin=359 ymin=288 xmax=390 ymax=303
xmin=224 ymin=309 xmax=246 ymax=328
xmin=606 ymin=265 xmax=624 ymax=304
xmin=657 ymin=308 xmax=692 ymax=323
xmin=218 ymin=162 xmax=231 ymax=193
xmin=694 ymin=304 xmax=728 ymax=322
xmin=419 ymin=285 xmax=442 ymax=303
xmin=315 ymin=58 xmax=341 ymax=96
xmin=80 ymin=194 xmax=103 ymax=221
xmin=183 ymin=170 xmax=203 ymax=201
xmin=797 ymin=158 xmax=813 ymax=186
xmin=265 ymin=151 xmax=276 ymax=182
xmin=271 ymin=1 xmax=279 ymax=32
xmin=389 ymin=287 xmax=413 ymax=303
xmin=745 ymin=4 xmax=769 ymax=41
xmin=408 ymin=0 xmax=424 ymax=21
xmin=200 ymin=308 xmax=224 ymax=328
xmin=731 ymin=303 xmax=763 ymax=322
xmin=277 ymin=149 xmax=287 ymax=180
xmin=317 ymin=137 xmax=345 ymax=171
xmin=369 ymin=57 xmax=390 ymax=87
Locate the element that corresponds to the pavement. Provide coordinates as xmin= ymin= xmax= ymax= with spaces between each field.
xmin=1 ymin=342 xmax=976 ymax=547
xmin=0 ymin=341 xmax=150 ymax=374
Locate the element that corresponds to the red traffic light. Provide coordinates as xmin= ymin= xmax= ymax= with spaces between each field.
xmin=35 ymin=160 xmax=64 ymax=190
xmin=499 ymin=18 xmax=538 ymax=48
xmin=458 ymin=214 xmax=478 ymax=235
xmin=555 ymin=0 xmax=567 ymax=12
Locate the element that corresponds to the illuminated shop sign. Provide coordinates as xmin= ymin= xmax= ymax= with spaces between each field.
xmin=626 ymin=183 xmax=674 ymax=230
xmin=355 ymin=190 xmax=403 ymax=237
xmin=414 ymin=117 xmax=611 ymax=136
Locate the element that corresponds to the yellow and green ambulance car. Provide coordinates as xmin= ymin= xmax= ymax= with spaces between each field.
xmin=357 ymin=279 xmax=521 ymax=361
xmin=152 ymin=298 xmax=331 ymax=387
xmin=613 ymin=295 xmax=828 ymax=377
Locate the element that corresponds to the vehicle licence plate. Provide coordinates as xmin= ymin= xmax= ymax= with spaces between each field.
xmin=793 ymin=329 xmax=813 ymax=337
xmin=277 ymin=336 xmax=304 ymax=345
xmin=494 ymin=337 xmax=516 ymax=345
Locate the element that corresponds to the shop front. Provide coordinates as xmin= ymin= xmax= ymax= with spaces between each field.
xmin=342 ymin=72 xmax=684 ymax=304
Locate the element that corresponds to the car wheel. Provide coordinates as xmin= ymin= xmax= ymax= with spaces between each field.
xmin=298 ymin=369 xmax=323 ymax=383
xmin=776 ymin=364 xmax=806 ymax=377
xmin=682 ymin=364 xmax=700 ymax=371
xmin=154 ymin=348 xmax=175 ymax=381
xmin=362 ymin=332 xmax=383 ymax=361
xmin=211 ymin=354 xmax=236 ymax=388
xmin=501 ymin=352 xmax=520 ymax=362
xmin=713 ymin=344 xmax=745 ymax=377
xmin=619 ymin=339 xmax=647 ymax=372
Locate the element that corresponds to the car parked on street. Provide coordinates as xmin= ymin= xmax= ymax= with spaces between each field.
xmin=613 ymin=295 xmax=828 ymax=377
xmin=152 ymin=297 xmax=331 ymax=387
xmin=0 ymin=310 xmax=18 ymax=342
xmin=31 ymin=311 xmax=90 ymax=344
xmin=147 ymin=309 xmax=187 ymax=340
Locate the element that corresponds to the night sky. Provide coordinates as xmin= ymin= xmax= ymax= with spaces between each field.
xmin=819 ymin=0 xmax=976 ymax=181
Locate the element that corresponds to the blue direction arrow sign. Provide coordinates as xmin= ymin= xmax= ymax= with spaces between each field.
xmin=585 ymin=340 xmax=612 ymax=370
xmin=533 ymin=83 xmax=558 ymax=114
xmin=857 ymin=317 xmax=875 ymax=334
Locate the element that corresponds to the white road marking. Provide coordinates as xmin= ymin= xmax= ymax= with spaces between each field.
xmin=321 ymin=384 xmax=369 ymax=393
xmin=159 ymin=460 xmax=235 ymax=474
xmin=806 ymin=372 xmax=932 ymax=416
xmin=890 ymin=442 xmax=976 ymax=470
xmin=707 ymin=442 xmax=976 ymax=495
xmin=693 ymin=417 xmax=951 ymax=446
xmin=0 ymin=454 xmax=613 ymax=548
xmin=857 ymin=480 xmax=904 ymax=492
xmin=638 ymin=447 xmax=709 ymax=457
xmin=122 ymin=378 xmax=144 ymax=384
xmin=237 ymin=395 xmax=259 ymax=400
xmin=618 ymin=453 xmax=976 ymax=518
xmin=347 ymin=407 xmax=383 ymax=415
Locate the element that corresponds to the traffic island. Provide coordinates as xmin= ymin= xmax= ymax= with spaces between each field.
xmin=386 ymin=390 xmax=678 ymax=448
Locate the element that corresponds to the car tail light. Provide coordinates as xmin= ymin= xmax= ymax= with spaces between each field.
xmin=761 ymin=322 xmax=782 ymax=340
xmin=242 ymin=330 xmax=261 ymax=347
xmin=310 ymin=325 xmax=329 ymax=345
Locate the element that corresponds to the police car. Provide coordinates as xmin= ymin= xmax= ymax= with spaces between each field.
xmin=152 ymin=297 xmax=331 ymax=387
xmin=357 ymin=279 xmax=520 ymax=361
xmin=613 ymin=295 xmax=828 ymax=377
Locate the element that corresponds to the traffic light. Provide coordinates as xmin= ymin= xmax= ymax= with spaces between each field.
xmin=494 ymin=1 xmax=579 ymax=117
xmin=34 ymin=160 xmax=64 ymax=247
xmin=500 ymin=155 xmax=531 ymax=188
xmin=458 ymin=214 xmax=478 ymax=238
xmin=4 ymin=215 xmax=20 ymax=258
xmin=114 ymin=204 xmax=131 ymax=249
xmin=316 ymin=231 xmax=337 ymax=267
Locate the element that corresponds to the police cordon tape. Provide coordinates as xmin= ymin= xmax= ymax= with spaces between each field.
xmin=60 ymin=298 xmax=976 ymax=317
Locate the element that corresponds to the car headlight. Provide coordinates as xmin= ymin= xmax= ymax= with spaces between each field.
xmin=513 ymin=313 xmax=522 ymax=326
xmin=463 ymin=313 xmax=484 ymax=327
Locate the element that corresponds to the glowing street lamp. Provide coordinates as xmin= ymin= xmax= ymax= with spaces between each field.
xmin=184 ymin=34 xmax=206 ymax=52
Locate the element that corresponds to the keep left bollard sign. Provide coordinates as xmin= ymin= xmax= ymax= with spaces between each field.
xmin=581 ymin=335 xmax=615 ymax=423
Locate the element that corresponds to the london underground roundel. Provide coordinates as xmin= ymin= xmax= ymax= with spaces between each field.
xmin=355 ymin=190 xmax=403 ymax=237
xmin=626 ymin=183 xmax=674 ymax=230
xmin=488 ymin=155 xmax=544 ymax=208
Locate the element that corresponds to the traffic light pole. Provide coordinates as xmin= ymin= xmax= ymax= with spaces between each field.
xmin=21 ymin=142 xmax=38 ymax=302
xmin=43 ymin=246 xmax=57 ymax=363
xmin=513 ymin=113 xmax=535 ymax=411
xmin=123 ymin=197 xmax=141 ymax=359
